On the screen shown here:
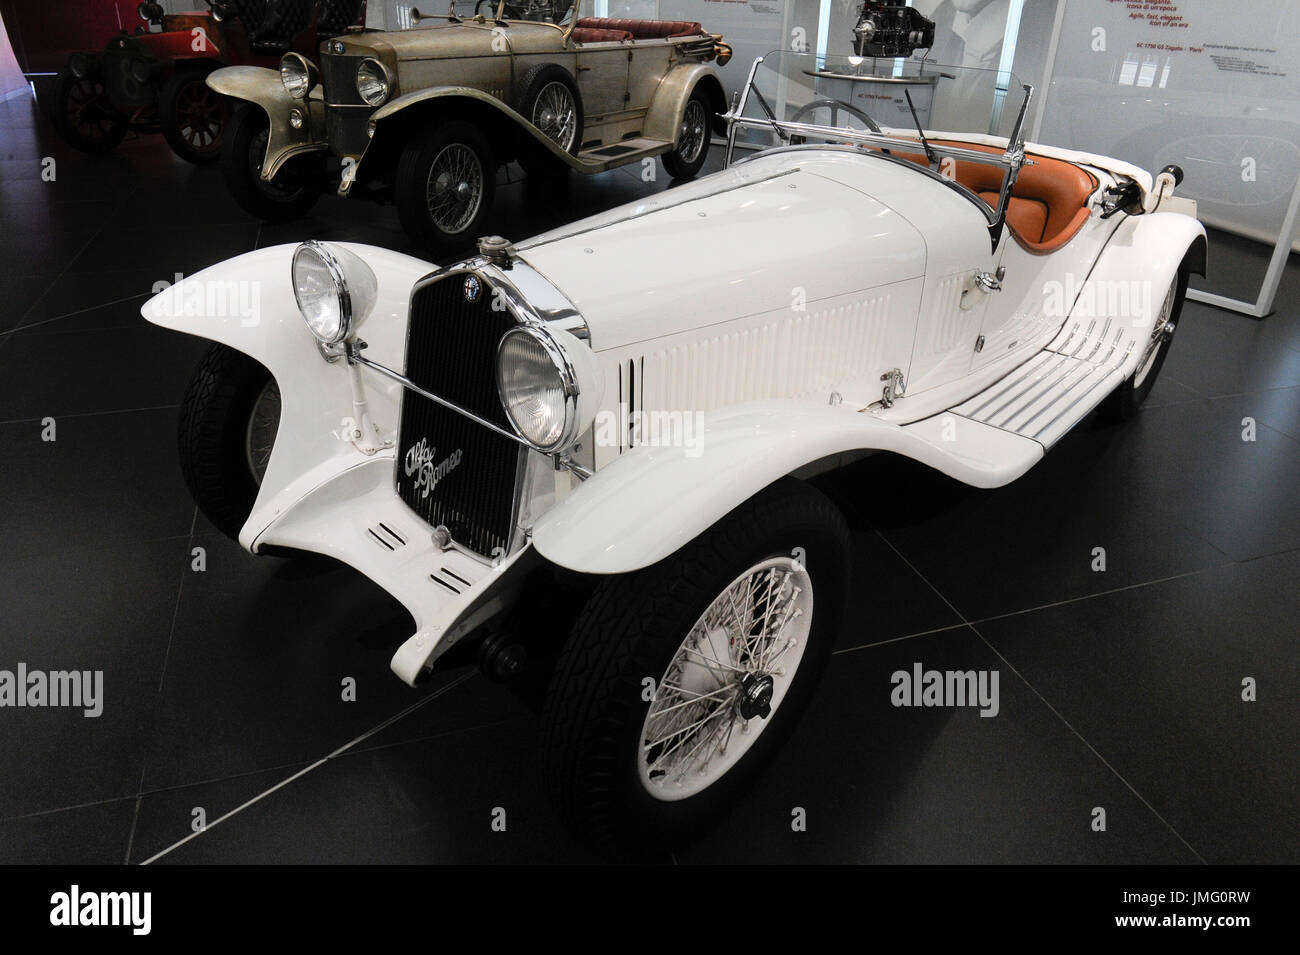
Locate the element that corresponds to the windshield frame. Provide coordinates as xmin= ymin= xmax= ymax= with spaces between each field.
xmin=723 ymin=53 xmax=1036 ymax=250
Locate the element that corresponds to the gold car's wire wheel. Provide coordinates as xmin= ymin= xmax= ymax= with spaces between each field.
xmin=424 ymin=142 xmax=485 ymax=234
xmin=531 ymin=80 xmax=578 ymax=153
xmin=675 ymin=97 xmax=708 ymax=165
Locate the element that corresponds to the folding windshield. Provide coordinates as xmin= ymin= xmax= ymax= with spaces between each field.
xmin=726 ymin=51 xmax=1034 ymax=239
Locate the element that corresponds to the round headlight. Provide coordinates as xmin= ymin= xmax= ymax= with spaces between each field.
xmin=292 ymin=242 xmax=352 ymax=344
xmin=356 ymin=58 xmax=391 ymax=107
xmin=291 ymin=241 xmax=379 ymax=347
xmin=497 ymin=326 xmax=576 ymax=452
xmin=280 ymin=52 xmax=315 ymax=99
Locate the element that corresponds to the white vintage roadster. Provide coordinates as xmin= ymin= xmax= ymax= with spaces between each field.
xmin=144 ymin=51 xmax=1206 ymax=851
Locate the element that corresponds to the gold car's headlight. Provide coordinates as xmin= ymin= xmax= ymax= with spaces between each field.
xmin=280 ymin=52 xmax=317 ymax=99
xmin=356 ymin=58 xmax=393 ymax=107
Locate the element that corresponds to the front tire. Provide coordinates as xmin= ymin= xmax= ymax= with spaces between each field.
xmin=49 ymin=67 xmax=128 ymax=155
xmin=539 ymin=478 xmax=850 ymax=854
xmin=395 ymin=121 xmax=497 ymax=253
xmin=160 ymin=65 xmax=225 ymax=164
xmin=220 ymin=103 xmax=325 ymax=222
xmin=178 ymin=342 xmax=281 ymax=543
xmin=660 ymin=89 xmax=711 ymax=180
xmin=1101 ymin=260 xmax=1189 ymax=421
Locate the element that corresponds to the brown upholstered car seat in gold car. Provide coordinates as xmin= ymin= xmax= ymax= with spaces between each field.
xmin=884 ymin=141 xmax=1099 ymax=254
xmin=571 ymin=27 xmax=635 ymax=43
xmin=573 ymin=18 xmax=705 ymax=39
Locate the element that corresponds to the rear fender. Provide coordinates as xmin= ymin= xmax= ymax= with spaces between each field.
xmin=643 ymin=63 xmax=727 ymax=140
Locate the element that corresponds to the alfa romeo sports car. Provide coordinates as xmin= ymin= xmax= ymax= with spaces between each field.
xmin=206 ymin=0 xmax=731 ymax=249
xmin=144 ymin=50 xmax=1206 ymax=852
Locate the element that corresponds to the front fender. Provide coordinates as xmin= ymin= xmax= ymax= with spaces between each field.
xmin=140 ymin=242 xmax=435 ymax=551
xmin=367 ymin=86 xmax=581 ymax=168
xmin=207 ymin=65 xmax=327 ymax=178
xmin=531 ymin=399 xmax=1042 ymax=575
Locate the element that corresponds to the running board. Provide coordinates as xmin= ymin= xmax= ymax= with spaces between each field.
xmin=574 ymin=137 xmax=672 ymax=170
xmin=950 ymin=319 xmax=1136 ymax=448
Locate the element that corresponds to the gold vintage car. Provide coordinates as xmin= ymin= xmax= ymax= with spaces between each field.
xmin=207 ymin=1 xmax=732 ymax=249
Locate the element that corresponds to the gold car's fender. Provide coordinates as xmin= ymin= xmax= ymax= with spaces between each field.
xmin=206 ymin=65 xmax=328 ymax=179
xmin=642 ymin=62 xmax=729 ymax=142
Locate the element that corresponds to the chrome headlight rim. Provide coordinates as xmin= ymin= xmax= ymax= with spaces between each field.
xmin=279 ymin=52 xmax=317 ymax=99
xmin=291 ymin=240 xmax=354 ymax=346
xmin=356 ymin=57 xmax=393 ymax=107
xmin=496 ymin=324 xmax=581 ymax=454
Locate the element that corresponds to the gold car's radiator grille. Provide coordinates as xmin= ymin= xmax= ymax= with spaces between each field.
xmin=320 ymin=52 xmax=369 ymax=107
xmin=395 ymin=273 xmax=523 ymax=559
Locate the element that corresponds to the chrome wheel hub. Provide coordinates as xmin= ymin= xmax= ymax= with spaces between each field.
xmin=425 ymin=142 xmax=483 ymax=234
xmin=1134 ymin=278 xmax=1177 ymax=387
xmin=638 ymin=556 xmax=813 ymax=801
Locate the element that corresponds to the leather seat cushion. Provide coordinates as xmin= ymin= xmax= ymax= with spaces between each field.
xmin=575 ymin=18 xmax=704 ymax=39
xmin=979 ymin=191 xmax=1048 ymax=244
xmin=572 ymin=27 xmax=634 ymax=43
xmin=884 ymin=140 xmax=1097 ymax=253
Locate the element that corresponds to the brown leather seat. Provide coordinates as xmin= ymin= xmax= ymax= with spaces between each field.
xmin=574 ymin=17 xmax=704 ymax=39
xmin=885 ymin=141 xmax=1097 ymax=254
xmin=571 ymin=27 xmax=634 ymax=43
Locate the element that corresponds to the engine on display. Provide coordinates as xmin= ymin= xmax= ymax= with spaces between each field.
xmin=852 ymin=1 xmax=936 ymax=57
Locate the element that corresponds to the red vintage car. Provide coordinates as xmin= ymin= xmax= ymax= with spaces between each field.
xmin=47 ymin=1 xmax=364 ymax=163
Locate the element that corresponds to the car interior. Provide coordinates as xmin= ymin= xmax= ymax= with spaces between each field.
xmin=890 ymin=140 xmax=1100 ymax=254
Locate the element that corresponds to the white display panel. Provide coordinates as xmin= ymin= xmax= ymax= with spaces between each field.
xmin=1036 ymin=0 xmax=1300 ymax=314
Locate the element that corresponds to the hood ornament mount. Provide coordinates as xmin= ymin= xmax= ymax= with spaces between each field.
xmin=477 ymin=235 xmax=517 ymax=269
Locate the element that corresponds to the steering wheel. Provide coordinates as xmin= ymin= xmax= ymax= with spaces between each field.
xmin=789 ymin=98 xmax=882 ymax=147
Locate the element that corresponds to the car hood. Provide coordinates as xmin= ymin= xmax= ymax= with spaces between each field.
xmin=517 ymin=152 xmax=933 ymax=353
xmin=338 ymin=20 xmax=565 ymax=60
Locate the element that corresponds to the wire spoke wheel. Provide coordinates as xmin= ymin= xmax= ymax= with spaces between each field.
xmin=531 ymin=80 xmax=577 ymax=152
xmin=1134 ymin=277 xmax=1177 ymax=388
xmin=244 ymin=379 xmax=281 ymax=485
xmin=639 ymin=556 xmax=814 ymax=801
xmin=675 ymin=98 xmax=708 ymax=165
xmin=425 ymin=142 xmax=484 ymax=234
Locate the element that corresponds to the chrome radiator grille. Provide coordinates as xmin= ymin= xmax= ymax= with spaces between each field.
xmin=395 ymin=273 xmax=523 ymax=559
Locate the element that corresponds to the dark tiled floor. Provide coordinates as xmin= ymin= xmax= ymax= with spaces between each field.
xmin=0 ymin=89 xmax=1296 ymax=866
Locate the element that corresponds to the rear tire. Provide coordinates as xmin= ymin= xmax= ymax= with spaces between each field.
xmin=395 ymin=120 xmax=497 ymax=253
xmin=539 ymin=478 xmax=850 ymax=856
xmin=1100 ymin=260 xmax=1189 ymax=421
xmin=220 ymin=103 xmax=325 ymax=221
xmin=178 ymin=342 xmax=280 ymax=543
xmin=660 ymin=88 xmax=711 ymax=180
xmin=160 ymin=64 xmax=225 ymax=164
xmin=49 ymin=66 xmax=128 ymax=155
